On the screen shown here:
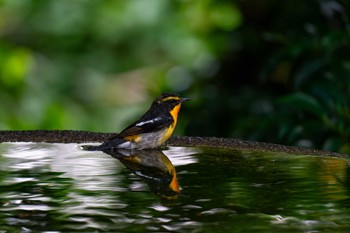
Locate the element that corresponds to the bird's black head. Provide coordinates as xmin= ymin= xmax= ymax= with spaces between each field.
xmin=152 ymin=92 xmax=190 ymax=111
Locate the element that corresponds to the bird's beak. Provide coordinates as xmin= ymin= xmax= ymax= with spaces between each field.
xmin=179 ymin=97 xmax=190 ymax=103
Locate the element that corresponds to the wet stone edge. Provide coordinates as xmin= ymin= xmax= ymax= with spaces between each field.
xmin=0 ymin=130 xmax=348 ymax=158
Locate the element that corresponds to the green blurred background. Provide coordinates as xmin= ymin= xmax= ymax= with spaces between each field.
xmin=0 ymin=0 xmax=349 ymax=153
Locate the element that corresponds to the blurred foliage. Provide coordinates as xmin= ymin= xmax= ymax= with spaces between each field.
xmin=0 ymin=0 xmax=349 ymax=153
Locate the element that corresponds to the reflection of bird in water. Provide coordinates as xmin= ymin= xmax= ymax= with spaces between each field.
xmin=81 ymin=93 xmax=189 ymax=151
xmin=103 ymin=149 xmax=180 ymax=200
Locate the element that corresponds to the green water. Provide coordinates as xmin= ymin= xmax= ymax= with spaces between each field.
xmin=1 ymin=143 xmax=350 ymax=232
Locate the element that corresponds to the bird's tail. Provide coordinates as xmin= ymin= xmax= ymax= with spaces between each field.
xmin=79 ymin=138 xmax=127 ymax=151
xmin=79 ymin=144 xmax=106 ymax=151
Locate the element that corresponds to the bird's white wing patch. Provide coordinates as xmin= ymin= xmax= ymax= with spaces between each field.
xmin=136 ymin=117 xmax=162 ymax=127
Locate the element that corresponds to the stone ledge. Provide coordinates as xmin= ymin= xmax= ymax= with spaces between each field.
xmin=0 ymin=130 xmax=347 ymax=158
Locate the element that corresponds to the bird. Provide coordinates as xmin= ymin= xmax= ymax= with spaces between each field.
xmin=81 ymin=92 xmax=190 ymax=150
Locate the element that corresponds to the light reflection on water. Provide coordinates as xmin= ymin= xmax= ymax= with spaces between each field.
xmin=0 ymin=143 xmax=350 ymax=232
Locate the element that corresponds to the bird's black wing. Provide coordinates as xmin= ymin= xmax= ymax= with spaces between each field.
xmin=80 ymin=113 xmax=173 ymax=151
xmin=117 ymin=114 xmax=174 ymax=138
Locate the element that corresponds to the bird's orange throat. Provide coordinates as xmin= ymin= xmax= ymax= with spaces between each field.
xmin=170 ymin=104 xmax=182 ymax=126
xmin=160 ymin=104 xmax=182 ymax=144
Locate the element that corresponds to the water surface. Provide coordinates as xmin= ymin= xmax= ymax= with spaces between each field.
xmin=1 ymin=143 xmax=350 ymax=232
